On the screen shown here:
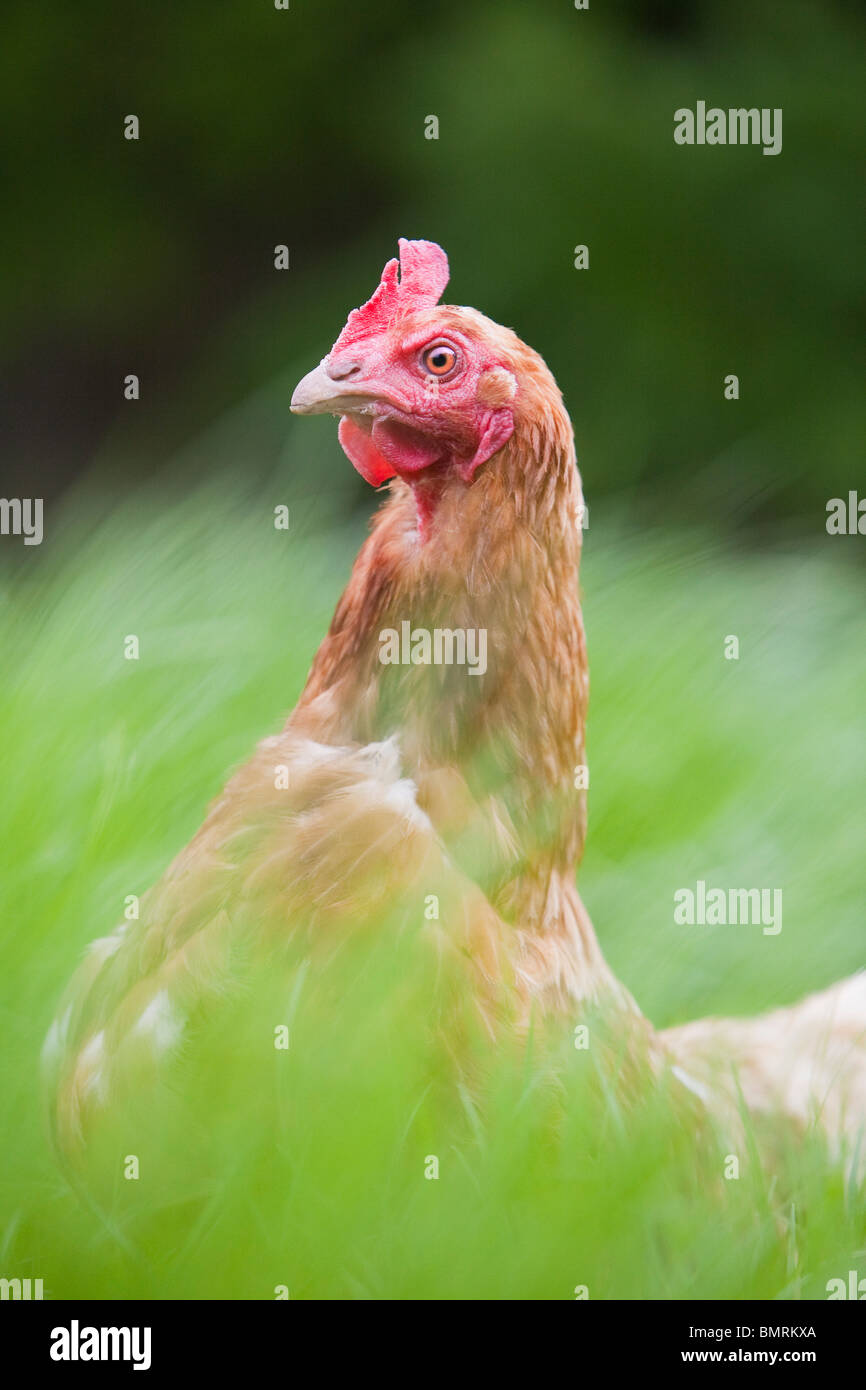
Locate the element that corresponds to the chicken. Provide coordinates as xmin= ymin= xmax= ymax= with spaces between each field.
xmin=44 ymin=238 xmax=865 ymax=1177
xmin=44 ymin=237 xmax=639 ymax=1157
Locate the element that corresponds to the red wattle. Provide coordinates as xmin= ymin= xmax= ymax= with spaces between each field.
xmin=338 ymin=416 xmax=395 ymax=486
xmin=370 ymin=418 xmax=445 ymax=475
xmin=337 ymin=415 xmax=447 ymax=486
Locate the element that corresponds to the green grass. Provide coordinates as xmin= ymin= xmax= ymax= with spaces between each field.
xmin=1 ymin=475 xmax=864 ymax=1299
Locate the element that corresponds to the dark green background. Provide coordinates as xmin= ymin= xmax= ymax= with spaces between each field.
xmin=2 ymin=0 xmax=863 ymax=533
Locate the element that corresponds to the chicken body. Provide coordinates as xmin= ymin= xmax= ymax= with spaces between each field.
xmin=46 ymin=242 xmax=636 ymax=1154
xmin=45 ymin=240 xmax=865 ymax=1173
xmin=664 ymin=974 xmax=866 ymax=1167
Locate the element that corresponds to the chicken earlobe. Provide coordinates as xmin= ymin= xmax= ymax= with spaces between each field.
xmin=453 ymin=406 xmax=515 ymax=483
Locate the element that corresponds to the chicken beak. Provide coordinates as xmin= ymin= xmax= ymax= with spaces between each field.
xmin=291 ymin=360 xmax=374 ymax=416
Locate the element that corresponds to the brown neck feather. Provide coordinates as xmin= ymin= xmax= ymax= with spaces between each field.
xmin=294 ymin=392 xmax=589 ymax=880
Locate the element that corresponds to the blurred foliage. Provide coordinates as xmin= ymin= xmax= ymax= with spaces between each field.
xmin=0 ymin=0 xmax=863 ymax=533
xmin=0 ymin=479 xmax=864 ymax=1296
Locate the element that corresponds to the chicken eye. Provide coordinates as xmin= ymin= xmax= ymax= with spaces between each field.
xmin=421 ymin=342 xmax=459 ymax=378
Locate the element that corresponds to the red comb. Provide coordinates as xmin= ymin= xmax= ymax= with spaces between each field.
xmin=332 ymin=239 xmax=450 ymax=351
